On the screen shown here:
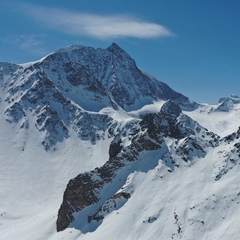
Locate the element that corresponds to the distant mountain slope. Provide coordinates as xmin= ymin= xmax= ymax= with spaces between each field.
xmin=216 ymin=94 xmax=240 ymax=112
xmin=184 ymin=94 xmax=240 ymax=137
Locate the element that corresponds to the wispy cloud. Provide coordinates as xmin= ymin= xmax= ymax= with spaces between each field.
xmin=3 ymin=34 xmax=47 ymax=55
xmin=23 ymin=5 xmax=174 ymax=40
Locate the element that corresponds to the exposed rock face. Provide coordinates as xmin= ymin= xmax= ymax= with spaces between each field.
xmin=211 ymin=127 xmax=240 ymax=180
xmin=56 ymin=173 xmax=102 ymax=232
xmin=160 ymin=100 xmax=182 ymax=117
xmin=88 ymin=191 xmax=131 ymax=223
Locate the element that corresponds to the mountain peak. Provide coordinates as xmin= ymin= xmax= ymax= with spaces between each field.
xmin=106 ymin=42 xmax=127 ymax=55
xmin=107 ymin=42 xmax=122 ymax=50
xmin=38 ymin=43 xmax=196 ymax=111
xmin=218 ymin=94 xmax=240 ymax=104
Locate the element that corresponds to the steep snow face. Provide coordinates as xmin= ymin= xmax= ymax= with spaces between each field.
xmin=36 ymin=57 xmax=115 ymax=112
xmin=1 ymin=57 xmax=118 ymax=150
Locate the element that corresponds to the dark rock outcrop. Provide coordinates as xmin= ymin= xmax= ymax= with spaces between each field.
xmin=56 ymin=102 xmax=213 ymax=232
xmin=56 ymin=111 xmax=167 ymax=231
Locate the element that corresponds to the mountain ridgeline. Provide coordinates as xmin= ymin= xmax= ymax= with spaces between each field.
xmin=43 ymin=42 xmax=197 ymax=110
xmin=1 ymin=43 xmax=196 ymax=150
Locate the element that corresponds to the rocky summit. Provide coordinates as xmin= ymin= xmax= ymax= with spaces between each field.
xmin=1 ymin=44 xmax=240 ymax=240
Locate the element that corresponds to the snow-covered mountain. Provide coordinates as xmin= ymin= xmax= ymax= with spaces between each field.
xmin=0 ymin=44 xmax=240 ymax=240
xmin=44 ymin=43 xmax=197 ymax=110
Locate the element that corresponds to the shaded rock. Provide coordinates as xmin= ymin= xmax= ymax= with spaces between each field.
xmin=160 ymin=100 xmax=182 ymax=117
xmin=88 ymin=191 xmax=131 ymax=223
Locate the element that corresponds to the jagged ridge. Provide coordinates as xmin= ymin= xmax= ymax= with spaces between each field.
xmin=56 ymin=101 xmax=217 ymax=232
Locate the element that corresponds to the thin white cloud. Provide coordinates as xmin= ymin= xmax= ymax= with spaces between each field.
xmin=3 ymin=34 xmax=47 ymax=55
xmin=23 ymin=5 xmax=174 ymax=39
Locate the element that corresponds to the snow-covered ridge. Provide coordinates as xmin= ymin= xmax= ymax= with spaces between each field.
xmin=216 ymin=94 xmax=240 ymax=112
xmin=184 ymin=95 xmax=240 ymax=137
xmin=55 ymin=44 xmax=91 ymax=53
xmin=41 ymin=42 xmax=197 ymax=110
xmin=0 ymin=43 xmax=199 ymax=151
xmin=218 ymin=94 xmax=240 ymax=104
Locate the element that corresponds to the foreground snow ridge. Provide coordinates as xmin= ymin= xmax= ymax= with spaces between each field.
xmin=0 ymin=44 xmax=240 ymax=240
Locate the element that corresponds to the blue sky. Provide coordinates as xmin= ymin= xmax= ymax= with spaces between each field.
xmin=1 ymin=0 xmax=240 ymax=104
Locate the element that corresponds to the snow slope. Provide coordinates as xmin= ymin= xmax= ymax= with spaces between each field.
xmin=184 ymin=101 xmax=240 ymax=137
xmin=0 ymin=115 xmax=113 ymax=240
